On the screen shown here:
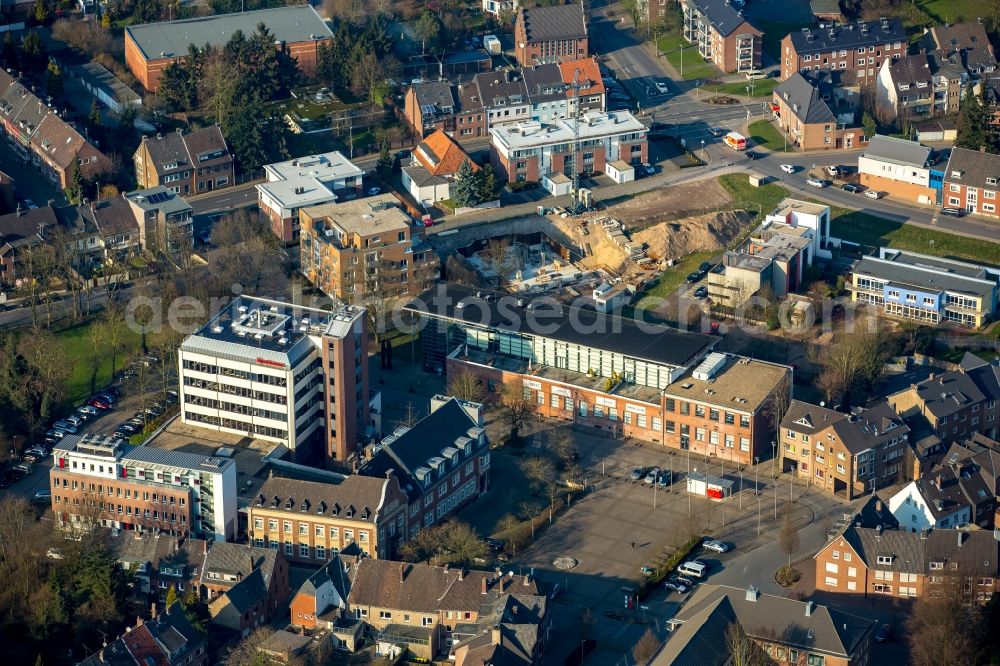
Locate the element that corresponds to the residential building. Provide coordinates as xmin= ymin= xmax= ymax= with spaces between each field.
xmin=780 ymin=18 xmax=907 ymax=83
xmin=125 ymin=6 xmax=332 ymax=92
xmin=651 ymin=584 xmax=876 ymax=666
xmin=857 ymin=135 xmax=943 ymax=204
xmin=706 ymin=252 xmax=772 ymax=309
xmin=482 ymin=0 xmax=516 ymax=17
xmin=762 ymin=197 xmax=833 ymax=259
xmin=926 ymin=21 xmax=997 ymax=77
xmin=848 ymin=247 xmax=1000 ymax=327
xmin=889 ymin=476 xmax=973 ymax=532
xmin=814 ymin=525 xmax=1000 ymax=601
xmin=78 ymin=603 xmax=208 ymax=666
xmin=290 ymin=554 xmax=353 ymax=629
xmin=404 ymin=81 xmax=473 ymax=140
xmin=514 ymin=3 xmax=588 ymax=67
xmin=49 ymin=434 xmax=238 ymax=541
xmin=208 ymin=566 xmax=274 ymax=636
xmin=257 ymin=152 xmax=364 ymax=243
xmin=0 ymin=70 xmax=111 ymax=189
xmin=876 ymin=53 xmax=934 ymax=120
xmin=772 ymin=72 xmax=865 ymax=150
xmin=450 ymin=587 xmax=550 ymax=666
xmin=0 ymin=206 xmax=58 ymax=286
xmin=681 ymin=0 xmax=763 ymax=74
xmin=490 ymin=111 xmax=648 ymax=193
xmin=347 ymin=559 xmax=540 ymax=660
xmin=72 ymin=197 xmax=142 ymax=263
xmin=779 ymin=400 xmax=910 ymax=500
xmin=558 ymin=57 xmax=606 ymax=113
xmin=247 ymin=473 xmax=409 ymax=562
xmin=476 ymin=69 xmax=532 ymax=129
xmin=928 ymin=52 xmax=969 ymax=116
xmin=200 ymin=541 xmax=290 ymax=609
xmin=298 ymin=195 xmax=439 ymax=303
xmin=125 ymin=186 xmax=193 ymax=259
xmin=402 ymin=130 xmax=478 ymax=205
xmin=888 ymin=353 xmax=1000 ymax=447
xmin=360 ymin=395 xmax=490 ymax=539
xmin=110 ymin=533 xmax=207 ymax=599
xmin=406 ymin=285 xmax=792 ymax=465
xmin=133 ymin=127 xmax=233 ymax=195
xmin=943 ymin=147 xmax=1000 ymax=218
xmin=177 ymin=296 xmax=369 ymax=464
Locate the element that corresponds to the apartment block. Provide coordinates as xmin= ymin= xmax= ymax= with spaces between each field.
xmin=772 ymin=72 xmax=865 ymax=150
xmin=360 ymin=395 xmax=490 ymax=539
xmin=514 ymin=3 xmax=588 ymax=67
xmin=133 ymin=127 xmax=233 ymax=195
xmin=49 ymin=434 xmax=238 ymax=541
xmin=257 ymin=152 xmax=364 ymax=243
xmin=857 ymin=135 xmax=943 ymax=204
xmin=299 ymin=195 xmax=438 ymax=303
xmin=125 ymin=186 xmax=193 ymax=259
xmin=780 ymin=18 xmax=906 ymax=82
xmin=943 ymin=147 xmax=1000 ymax=218
xmin=815 ymin=525 xmax=999 ymax=602
xmin=490 ymin=111 xmax=648 ymax=193
xmin=681 ymin=0 xmax=762 ymax=74
xmin=407 ymin=285 xmax=792 ymax=466
xmin=178 ymin=296 xmax=369 ymax=464
xmin=848 ymin=247 xmax=999 ymax=327
xmin=779 ymin=400 xmax=909 ymax=500
xmin=247 ymin=474 xmax=408 ymax=562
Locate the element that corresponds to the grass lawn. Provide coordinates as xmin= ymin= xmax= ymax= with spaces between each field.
xmin=746 ymin=120 xmax=788 ymax=152
xmin=656 ymin=34 xmax=720 ymax=81
xmin=829 ymin=207 xmax=1000 ymax=265
xmin=917 ymin=0 xmax=983 ymax=23
xmin=52 ymin=320 xmax=142 ymax=405
xmin=718 ymin=173 xmax=789 ymax=221
xmin=635 ymin=250 xmax=716 ymax=310
xmin=713 ymin=78 xmax=778 ymax=98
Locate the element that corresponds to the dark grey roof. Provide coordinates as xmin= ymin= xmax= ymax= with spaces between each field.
xmin=789 ymin=18 xmax=906 ymax=55
xmin=406 ymin=284 xmax=717 ymax=369
xmin=839 ymin=525 xmax=999 ymax=576
xmin=781 ymin=399 xmax=845 ymax=435
xmin=518 ymin=4 xmax=587 ymax=43
xmin=124 ymin=445 xmax=235 ymax=474
xmin=402 ymin=164 xmax=448 ymax=188
xmin=298 ymin=554 xmax=353 ymax=609
xmin=521 ymin=63 xmax=565 ymax=103
xmin=944 ymin=147 xmax=1000 ymax=197
xmin=888 ymin=53 xmax=933 ymax=90
xmin=222 ymin=567 xmax=267 ymax=614
xmin=203 ymin=542 xmax=277 ymax=588
xmin=831 ymin=401 xmax=909 ymax=455
xmin=775 ymin=72 xmax=835 ymax=124
xmin=125 ymin=6 xmax=332 ymax=60
xmin=861 ymin=134 xmax=933 ymax=167
xmin=851 ymin=255 xmax=996 ymax=303
xmin=253 ymin=475 xmax=387 ymax=522
xmin=474 ymin=70 xmax=529 ymax=107
xmin=686 ymin=0 xmax=757 ymax=38
xmin=904 ymin=370 xmax=988 ymax=419
xmin=851 ymin=494 xmax=900 ymax=530
xmin=930 ymin=22 xmax=998 ymax=74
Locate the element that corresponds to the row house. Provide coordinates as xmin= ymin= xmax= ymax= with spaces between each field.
xmin=79 ymin=603 xmax=208 ymax=666
xmin=50 ymin=434 xmax=238 ymax=541
xmin=360 ymin=395 xmax=491 ymax=540
xmin=68 ymin=197 xmax=143 ymax=264
xmin=889 ymin=353 xmax=1000 ymax=448
xmin=680 ymin=0 xmax=763 ymax=73
xmin=815 ymin=525 xmax=1000 ymax=602
xmin=876 ymin=53 xmax=934 ymax=121
xmin=0 ymin=206 xmax=57 ymax=286
xmin=943 ymin=147 xmax=1000 ymax=218
xmin=772 ymin=72 xmax=865 ymax=151
xmin=888 ymin=433 xmax=1000 ymax=531
xmin=247 ymin=473 xmax=408 ymax=563
xmin=926 ymin=22 xmax=997 ymax=78
xmin=857 ymin=134 xmax=943 ymax=205
xmin=781 ymin=18 xmax=907 ymax=83
xmin=347 ymin=559 xmax=541 ymax=660
xmin=407 ymin=285 xmax=792 ymax=467
xmin=200 ymin=541 xmax=290 ymax=608
xmin=289 ymin=554 xmax=354 ymax=630
xmin=927 ymin=52 xmax=969 ymax=116
xmin=0 ymin=70 xmax=110 ymax=189
xmin=111 ymin=532 xmax=207 ymax=600
xmin=133 ymin=127 xmax=233 ymax=196
xmin=125 ymin=186 xmax=193 ymax=260
xmin=489 ymin=111 xmax=647 ymax=193
xmin=780 ymin=400 xmax=909 ymax=500
xmin=514 ymin=3 xmax=588 ymax=67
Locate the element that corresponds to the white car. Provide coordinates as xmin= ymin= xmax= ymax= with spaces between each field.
xmin=703 ymin=540 xmax=730 ymax=553
xmin=865 ymin=190 xmax=884 ymax=200
xmin=826 ymin=165 xmax=840 ymax=176
xmin=806 ymin=177 xmax=829 ymax=188
xmin=78 ymin=405 xmax=98 ymax=416
xmin=780 ymin=164 xmax=796 ymax=174
xmin=654 ymin=81 xmax=669 ymax=94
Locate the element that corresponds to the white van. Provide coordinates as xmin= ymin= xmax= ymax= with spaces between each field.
xmin=745 ymin=70 xmax=766 ymax=80
xmin=677 ymin=561 xmax=707 ymax=578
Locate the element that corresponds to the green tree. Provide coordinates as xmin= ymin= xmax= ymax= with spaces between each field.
xmin=32 ymin=0 xmax=48 ymax=24
xmin=88 ymin=99 xmax=102 ymax=127
xmin=224 ymin=92 xmax=289 ymax=172
xmin=956 ymin=85 xmax=993 ymax=153
xmin=19 ymin=31 xmax=46 ymax=72
xmin=71 ymin=155 xmax=84 ymax=203
xmin=414 ymin=10 xmax=441 ymax=54
xmin=134 ymin=0 xmax=161 ymax=23
xmin=481 ymin=164 xmax=500 ymax=201
xmin=45 ymin=60 xmax=62 ymax=98
xmin=452 ymin=159 xmax=484 ymax=207
xmin=861 ymin=111 xmax=876 ymax=142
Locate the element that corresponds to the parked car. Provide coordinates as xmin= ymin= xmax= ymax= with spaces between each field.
xmin=94 ymin=392 xmax=116 ymax=404
xmin=43 ymin=436 xmax=60 ymax=447
xmin=642 ymin=163 xmax=655 ymax=175
xmin=670 ymin=575 xmax=695 ymax=586
xmin=66 ymin=415 xmax=84 ymax=428
xmin=657 ymin=471 xmax=673 ymax=487
xmin=780 ymin=164 xmax=796 ymax=174
xmin=45 ymin=429 xmax=66 ymax=440
xmin=52 ymin=421 xmax=77 ymax=434
xmin=940 ymin=207 xmax=964 ymax=217
xmin=686 ymin=272 xmax=702 ymax=283
xmin=23 ymin=198 xmax=37 ymax=209
xmin=21 ymin=453 xmax=39 ymax=463
xmin=87 ymin=397 xmax=111 ymax=409
xmin=34 ymin=489 xmax=51 ymax=500
xmin=841 ymin=183 xmax=861 ymax=193
xmin=483 ymin=538 xmax=504 ymax=551
xmin=26 ymin=447 xmax=47 ymax=458
xmin=703 ymin=540 xmax=730 ymax=553
xmin=806 ymin=177 xmax=829 ymax=188
xmin=693 ymin=286 xmax=709 ymax=299
xmin=629 ymin=467 xmax=645 ymax=481
xmin=13 ymin=463 xmax=31 ymax=474
xmin=644 ymin=467 xmax=661 ymax=484
xmin=745 ymin=151 xmax=760 ymax=160
xmin=165 ymin=390 xmax=178 ymax=404
xmin=663 ymin=581 xmax=688 ymax=594
xmin=677 ymin=561 xmax=707 ymax=578
xmin=709 ymin=127 xmax=726 ymax=137
xmin=826 ymin=165 xmax=840 ymax=176
xmin=698 ymin=261 xmax=713 ymax=274
xmin=875 ymin=623 xmax=892 ymax=642
xmin=78 ymin=405 xmax=99 ymax=416
xmin=864 ymin=190 xmax=884 ymax=200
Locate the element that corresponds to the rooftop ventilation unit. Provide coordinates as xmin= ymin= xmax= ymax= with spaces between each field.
xmin=692 ymin=352 xmax=728 ymax=381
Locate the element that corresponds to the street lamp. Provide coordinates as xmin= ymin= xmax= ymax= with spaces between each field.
xmin=754 ymin=456 xmax=759 ymax=494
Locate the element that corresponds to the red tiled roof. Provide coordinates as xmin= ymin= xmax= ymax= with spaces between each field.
xmin=559 ymin=57 xmax=605 ymax=96
xmin=415 ymin=130 xmax=478 ymax=177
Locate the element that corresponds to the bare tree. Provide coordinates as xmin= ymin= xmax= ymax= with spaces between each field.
xmin=519 ymin=456 xmax=554 ymax=492
xmin=447 ymin=368 xmax=483 ymax=402
xmin=907 ymin=574 xmax=976 ymax=666
xmin=632 ymin=628 xmax=660 ymax=663
xmin=224 ymin=628 xmax=274 ymax=666
xmin=499 ymin=382 xmax=533 ymax=440
xmin=484 ymin=238 xmax=512 ymax=285
xmin=815 ymin=329 xmax=893 ymax=410
xmin=211 ymin=210 xmax=284 ymax=295
xmin=726 ymin=623 xmax=770 ymax=666
xmin=778 ymin=502 xmax=799 ymax=569
xmin=400 ymin=402 xmax=421 ymax=428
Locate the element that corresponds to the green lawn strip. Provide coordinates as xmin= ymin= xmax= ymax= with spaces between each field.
xmin=916 ymin=0 xmax=983 ymax=24
xmin=713 ymin=79 xmax=778 ymax=98
xmin=635 ymin=250 xmax=716 ymax=310
xmin=52 ymin=320 xmax=142 ymax=405
xmin=718 ymin=173 xmax=789 ymax=221
xmin=656 ymin=35 xmax=720 ymax=81
xmin=746 ymin=119 xmax=788 ymax=152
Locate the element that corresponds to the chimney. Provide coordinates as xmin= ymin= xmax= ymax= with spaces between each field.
xmin=458 ymin=568 xmax=464 ymax=581
xmin=921 ymin=527 xmax=928 ymax=539
xmin=443 ymin=563 xmax=449 ymax=574
xmin=745 ymin=586 xmax=759 ymax=602
xmin=491 ymin=627 xmax=502 ymax=645
xmin=805 ymin=601 xmax=814 ymax=616
xmin=982 ymin=146 xmax=988 ymax=153
xmin=876 ymin=500 xmax=883 ymax=512
xmin=935 ymin=474 xmax=943 ymax=490
xmin=149 ymin=601 xmax=157 ymax=620
xmin=400 ymin=562 xmax=406 ymax=581
xmin=481 ymin=577 xmax=488 ymax=595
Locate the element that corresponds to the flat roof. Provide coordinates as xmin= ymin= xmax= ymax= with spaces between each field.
xmin=853 ymin=256 xmax=996 ymax=300
xmin=181 ymin=295 xmax=364 ymax=365
xmin=491 ymin=111 xmax=646 ymax=149
xmin=663 ymin=354 xmax=790 ymax=413
xmin=768 ymin=198 xmax=828 ymax=218
xmin=258 ymin=152 xmax=363 ymax=209
xmin=125 ymin=6 xmax=332 ymax=60
xmin=304 ymin=194 xmax=412 ymax=239
xmin=407 ymin=284 xmax=716 ymax=369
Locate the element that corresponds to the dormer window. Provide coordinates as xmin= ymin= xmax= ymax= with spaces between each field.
xmin=255 ymin=494 xmax=264 ymax=506
xmin=285 ymin=498 xmax=294 ymax=510
xmin=270 ymin=496 xmax=280 ymax=508
xmin=877 ymin=555 xmax=893 ymax=565
xmin=331 ymin=502 xmax=340 ymax=516
xmin=346 ymin=505 xmax=355 ymax=518
xmin=300 ymin=499 xmax=310 ymax=512
xmin=988 ymin=177 xmax=998 ymax=186
xmin=952 ymin=171 xmax=963 ymax=179
xmin=317 ymin=501 xmax=326 ymax=514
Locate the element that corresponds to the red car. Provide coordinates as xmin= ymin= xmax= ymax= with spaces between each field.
xmin=87 ymin=397 xmax=111 ymax=410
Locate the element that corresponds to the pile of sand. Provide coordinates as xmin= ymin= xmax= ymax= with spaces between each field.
xmin=634 ymin=209 xmax=754 ymax=263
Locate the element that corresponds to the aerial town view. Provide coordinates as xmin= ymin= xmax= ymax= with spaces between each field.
xmin=3 ymin=0 xmax=1000 ymax=662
